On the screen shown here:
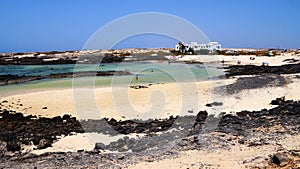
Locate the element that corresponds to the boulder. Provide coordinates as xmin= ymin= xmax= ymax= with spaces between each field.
xmin=272 ymin=153 xmax=289 ymax=167
xmin=37 ymin=139 xmax=51 ymax=149
xmin=7 ymin=140 xmax=21 ymax=151
xmin=94 ymin=143 xmax=106 ymax=150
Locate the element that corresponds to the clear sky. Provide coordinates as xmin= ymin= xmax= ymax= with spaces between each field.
xmin=0 ymin=0 xmax=299 ymax=52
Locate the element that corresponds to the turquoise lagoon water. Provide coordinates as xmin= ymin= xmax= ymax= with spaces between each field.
xmin=0 ymin=62 xmax=223 ymax=96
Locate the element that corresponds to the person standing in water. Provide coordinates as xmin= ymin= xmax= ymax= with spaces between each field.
xmin=135 ymin=74 xmax=139 ymax=81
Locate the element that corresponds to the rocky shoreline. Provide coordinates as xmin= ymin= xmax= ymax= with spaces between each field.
xmin=224 ymin=63 xmax=300 ymax=77
xmin=0 ymin=111 xmax=84 ymax=152
xmin=0 ymin=53 xmax=126 ymax=65
xmin=0 ymin=95 xmax=299 ymax=168
xmin=0 ymin=49 xmax=171 ymax=65
xmin=0 ymin=70 xmax=131 ymax=86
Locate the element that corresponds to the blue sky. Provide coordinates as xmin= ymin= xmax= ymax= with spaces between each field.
xmin=0 ymin=0 xmax=299 ymax=52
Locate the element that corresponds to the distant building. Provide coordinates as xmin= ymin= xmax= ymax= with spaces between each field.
xmin=175 ymin=42 xmax=221 ymax=54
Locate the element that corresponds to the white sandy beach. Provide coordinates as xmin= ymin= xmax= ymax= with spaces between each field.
xmin=0 ymin=80 xmax=228 ymax=120
xmin=2 ymin=77 xmax=300 ymax=120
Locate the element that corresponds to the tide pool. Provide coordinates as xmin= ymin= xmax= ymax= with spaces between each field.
xmin=0 ymin=62 xmax=224 ymax=96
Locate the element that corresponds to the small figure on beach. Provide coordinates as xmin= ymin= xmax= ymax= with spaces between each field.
xmin=135 ymin=74 xmax=139 ymax=81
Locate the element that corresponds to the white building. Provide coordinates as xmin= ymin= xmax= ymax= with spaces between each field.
xmin=175 ymin=42 xmax=221 ymax=54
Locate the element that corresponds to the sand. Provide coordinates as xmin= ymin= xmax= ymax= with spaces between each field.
xmin=2 ymin=76 xmax=300 ymax=120
xmin=179 ymin=54 xmax=300 ymax=66
xmin=0 ymin=80 xmax=233 ymax=120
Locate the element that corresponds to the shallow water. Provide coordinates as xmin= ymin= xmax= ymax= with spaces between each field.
xmin=0 ymin=62 xmax=223 ymax=96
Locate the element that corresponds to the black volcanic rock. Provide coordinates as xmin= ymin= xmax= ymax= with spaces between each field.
xmin=270 ymin=97 xmax=285 ymax=105
xmin=224 ymin=63 xmax=300 ymax=77
xmin=102 ymin=55 xmax=125 ymax=63
xmin=214 ymin=98 xmax=300 ymax=137
xmin=0 ymin=53 xmax=125 ymax=65
xmin=103 ymin=116 xmax=178 ymax=134
xmin=205 ymin=103 xmax=212 ymax=107
xmin=37 ymin=139 xmax=51 ymax=149
xmin=94 ymin=143 xmax=106 ymax=150
xmin=205 ymin=102 xmax=223 ymax=107
xmin=217 ymin=74 xmax=287 ymax=95
xmin=0 ymin=70 xmax=131 ymax=86
xmin=0 ymin=75 xmax=43 ymax=86
xmin=272 ymin=153 xmax=289 ymax=167
xmin=129 ymin=85 xmax=149 ymax=89
xmin=0 ymin=111 xmax=84 ymax=151
xmin=6 ymin=140 xmax=21 ymax=151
